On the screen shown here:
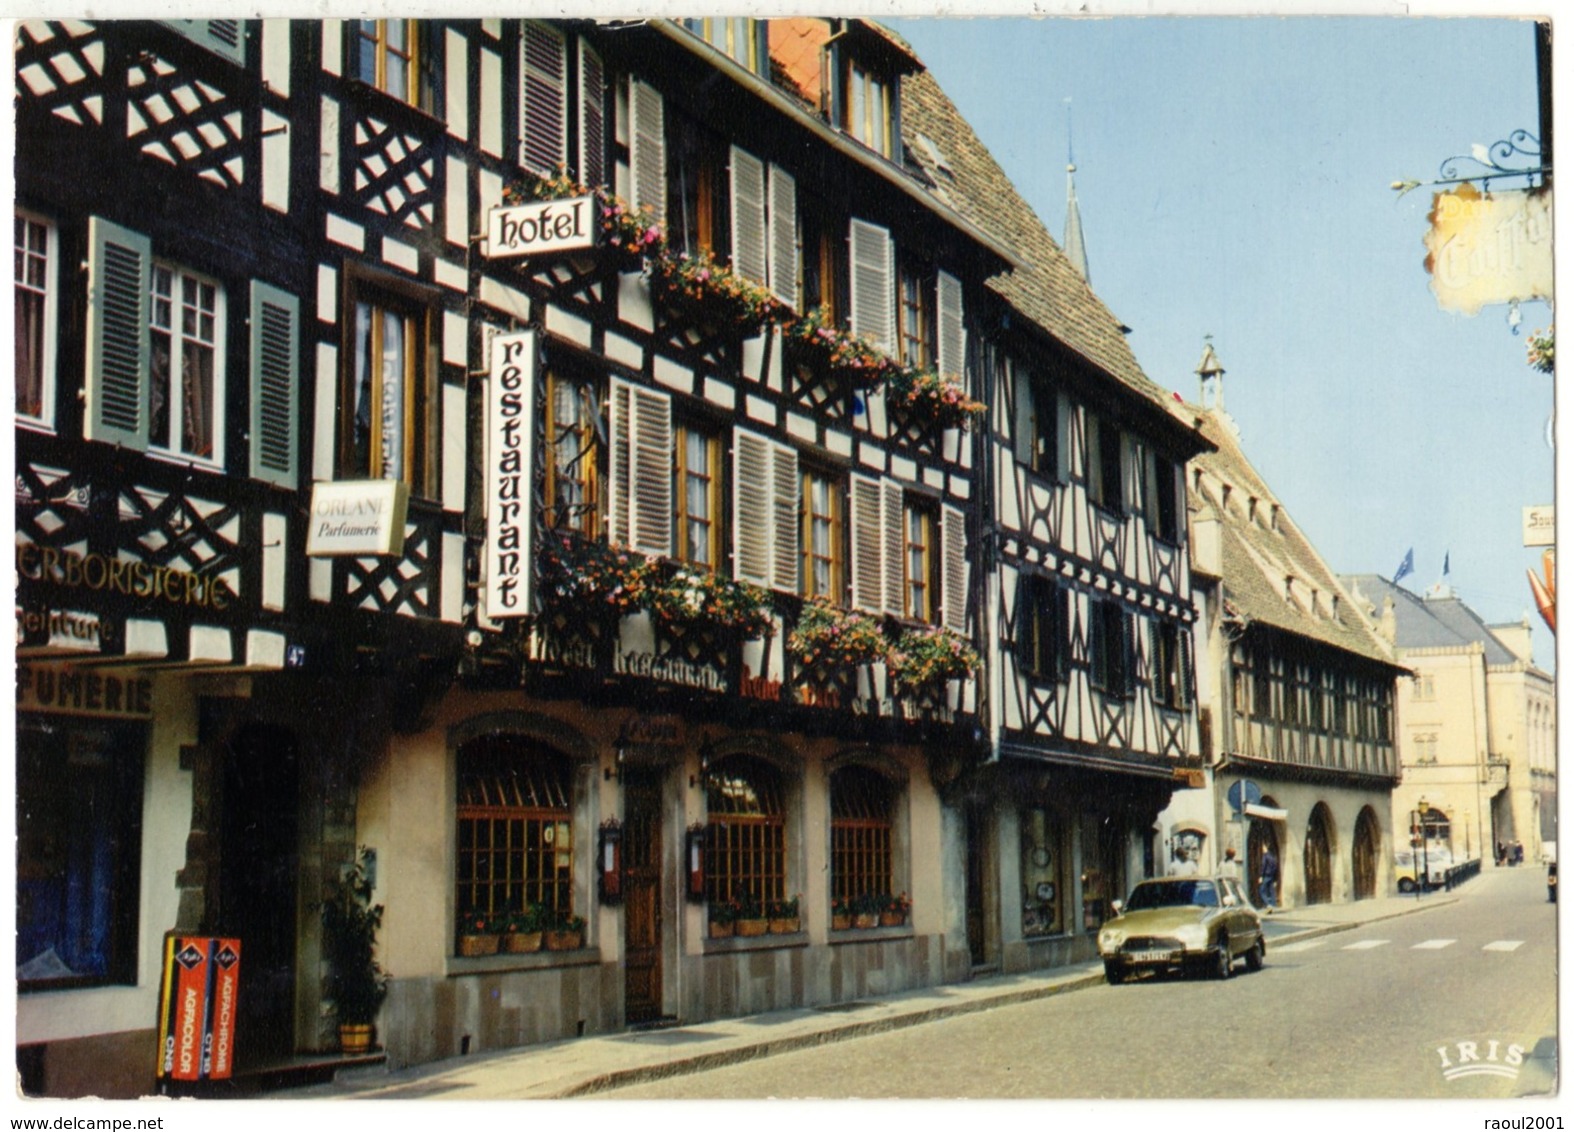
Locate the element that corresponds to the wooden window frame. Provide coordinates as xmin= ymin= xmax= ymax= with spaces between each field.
xmin=1086 ymin=413 xmax=1125 ymax=514
xmin=1089 ymin=598 xmax=1132 ymax=698
xmin=802 ymin=467 xmax=845 ymax=601
xmin=341 ymin=276 xmax=439 ymax=499
xmin=667 ymin=116 xmax=730 ymax=260
xmin=351 ymin=19 xmax=439 ymax=114
xmin=830 ymin=765 xmax=895 ymax=904
xmin=1018 ymin=573 xmax=1069 ymax=684
xmin=704 ymin=757 xmax=787 ymax=907
xmin=898 ymin=260 xmax=935 ymax=370
xmin=455 ymin=739 xmax=574 ymax=942
xmin=15 ymin=210 xmax=57 ymax=431
xmin=902 ymin=497 xmax=937 ymax=624
xmin=675 ymin=421 xmax=722 ymax=569
xmin=148 ymin=260 xmax=225 ymax=466
xmin=544 ymin=369 xmax=601 ymax=537
xmin=843 ymin=57 xmax=893 ymax=158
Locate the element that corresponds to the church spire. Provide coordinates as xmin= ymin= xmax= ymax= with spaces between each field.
xmin=1063 ymin=100 xmax=1088 ymax=282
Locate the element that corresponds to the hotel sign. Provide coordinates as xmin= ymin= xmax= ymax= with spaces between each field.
xmin=306 ymin=480 xmax=409 ymax=557
xmin=485 ymin=330 xmax=536 ymax=619
xmin=486 ymin=196 xmax=597 ymax=259
xmin=1424 ymin=184 xmax=1552 ymax=315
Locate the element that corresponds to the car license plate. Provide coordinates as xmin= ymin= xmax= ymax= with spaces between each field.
xmin=1130 ymin=949 xmax=1174 ymax=963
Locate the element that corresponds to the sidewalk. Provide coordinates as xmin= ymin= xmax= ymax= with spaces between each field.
xmin=280 ymin=888 xmax=1460 ymax=1101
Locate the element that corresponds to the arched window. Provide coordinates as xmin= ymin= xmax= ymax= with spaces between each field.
xmin=704 ymin=756 xmax=785 ymax=905
xmin=456 ymin=737 xmax=574 ymax=934
xmin=830 ymin=765 xmax=895 ymax=902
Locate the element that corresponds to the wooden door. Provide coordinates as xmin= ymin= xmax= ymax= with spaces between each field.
xmin=623 ymin=771 xmax=663 ymax=1024
xmin=965 ymin=803 xmax=989 ymax=967
xmin=1352 ymin=809 xmax=1379 ymax=900
xmin=1304 ymin=807 xmax=1332 ymax=905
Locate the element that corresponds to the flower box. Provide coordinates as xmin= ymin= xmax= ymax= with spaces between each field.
xmin=545 ymin=928 xmax=584 ymax=951
xmin=735 ymin=917 xmax=770 ymax=937
xmin=458 ymin=933 xmax=500 ymax=957
xmin=503 ymin=931 xmax=543 ymax=954
xmin=768 ymin=917 xmax=801 ymax=934
xmin=879 ymin=911 xmax=907 ymax=928
xmin=709 ymin=920 xmax=735 ymax=940
xmin=853 ymin=913 xmax=879 ymax=930
xmin=832 ymin=914 xmax=853 ymax=931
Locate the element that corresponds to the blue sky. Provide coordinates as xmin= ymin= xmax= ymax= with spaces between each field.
xmin=889 ymin=15 xmax=1555 ymax=669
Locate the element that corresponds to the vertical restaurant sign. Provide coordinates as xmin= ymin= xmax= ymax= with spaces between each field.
xmin=1424 ymin=183 xmax=1552 ymax=315
xmin=486 ymin=330 xmax=536 ymax=619
xmin=156 ymin=936 xmax=241 ymax=1084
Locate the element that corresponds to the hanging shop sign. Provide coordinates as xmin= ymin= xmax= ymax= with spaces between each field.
xmin=486 ymin=196 xmax=597 ymax=259
xmin=485 ymin=329 xmax=537 ymax=619
xmin=1424 ymin=184 xmax=1552 ymax=315
xmin=1523 ymin=504 xmax=1554 ymax=548
xmin=156 ymin=936 xmax=241 ymax=1086
xmin=305 ymin=480 xmax=409 ymax=557
xmin=17 ymin=662 xmax=154 ymax=719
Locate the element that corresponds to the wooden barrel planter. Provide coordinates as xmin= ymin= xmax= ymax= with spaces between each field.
xmin=338 ymin=1024 xmax=375 ymax=1055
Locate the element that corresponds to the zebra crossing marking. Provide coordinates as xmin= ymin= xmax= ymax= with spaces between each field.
xmin=1342 ymin=939 xmax=1390 ymax=950
xmin=1412 ymin=939 xmax=1456 ymax=950
xmin=1483 ymin=940 xmax=1525 ymax=952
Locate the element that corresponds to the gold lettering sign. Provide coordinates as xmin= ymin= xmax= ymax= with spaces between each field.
xmin=1424 ymin=184 xmax=1553 ymax=315
xmin=17 ymin=662 xmax=155 ymax=719
xmin=16 ymin=543 xmax=234 ymax=610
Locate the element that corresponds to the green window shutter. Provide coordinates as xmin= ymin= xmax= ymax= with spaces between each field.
xmin=249 ymin=281 xmax=300 ymax=488
xmin=1011 ymin=362 xmax=1034 ymax=465
xmin=163 ymin=20 xmax=248 ymax=65
xmin=84 ymin=217 xmax=151 ymax=450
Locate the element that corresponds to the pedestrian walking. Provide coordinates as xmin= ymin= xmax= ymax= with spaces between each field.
xmin=1219 ymin=845 xmax=1240 ymax=880
xmin=1497 ymin=841 xmax=1506 ymax=867
xmin=1514 ymin=841 xmax=1524 ymax=866
xmin=1258 ymin=846 xmax=1279 ymax=913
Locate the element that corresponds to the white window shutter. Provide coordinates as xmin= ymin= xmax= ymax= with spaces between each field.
xmin=941 ymin=503 xmax=969 ymax=634
xmin=937 ymin=269 xmax=964 ymax=380
xmin=769 ymin=441 xmax=800 ymax=592
xmin=521 ymin=21 xmax=568 ymax=176
xmin=608 ymin=377 xmax=671 ymax=556
xmin=848 ymin=218 xmax=893 ymax=353
xmin=733 ymin=429 xmax=771 ymax=587
xmin=1012 ymin=361 xmax=1034 ymax=465
xmin=730 ymin=146 xmax=768 ymax=287
xmin=249 ymin=281 xmax=299 ymax=488
xmin=767 ymin=164 xmax=798 ymax=307
xmin=163 ymin=19 xmax=247 ymax=65
xmin=849 ymin=474 xmax=885 ymax=614
xmin=881 ymin=480 xmax=904 ymax=616
xmin=630 ymin=80 xmax=666 ymax=226
xmin=578 ymin=39 xmax=606 ymax=188
xmin=85 ymin=216 xmax=151 ymax=450
xmin=733 ymin=428 xmax=799 ymax=592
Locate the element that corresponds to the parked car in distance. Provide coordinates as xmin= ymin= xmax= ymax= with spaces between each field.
xmin=1097 ymin=876 xmax=1266 ymax=984
xmin=1394 ymin=847 xmax=1453 ymax=892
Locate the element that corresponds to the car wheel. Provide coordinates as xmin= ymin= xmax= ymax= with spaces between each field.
xmin=1213 ymin=940 xmax=1233 ymax=980
xmin=1245 ymin=936 xmax=1265 ymax=972
xmin=1398 ymin=878 xmax=1417 ymax=894
xmin=1104 ymin=961 xmax=1126 ymax=985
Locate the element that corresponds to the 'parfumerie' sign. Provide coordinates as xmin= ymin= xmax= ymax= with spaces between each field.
xmin=486 ymin=330 xmax=536 ymax=619
xmin=305 ymin=480 xmax=409 ymax=557
xmin=486 ymin=196 xmax=597 ymax=259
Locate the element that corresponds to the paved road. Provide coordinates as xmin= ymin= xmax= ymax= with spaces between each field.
xmin=600 ymin=868 xmax=1556 ymax=1099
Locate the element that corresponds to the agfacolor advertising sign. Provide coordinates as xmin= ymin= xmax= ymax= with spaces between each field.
xmin=156 ymin=936 xmax=241 ymax=1086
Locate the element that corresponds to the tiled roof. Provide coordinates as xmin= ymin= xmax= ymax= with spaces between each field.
xmin=1186 ymin=407 xmax=1397 ymax=667
xmin=896 ymin=64 xmax=1176 ymax=413
xmin=1339 ymin=574 xmax=1518 ymax=666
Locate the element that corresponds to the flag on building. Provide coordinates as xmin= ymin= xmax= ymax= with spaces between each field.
xmin=1442 ymin=551 xmax=1450 ymax=577
xmin=1393 ymin=548 xmax=1415 ymax=584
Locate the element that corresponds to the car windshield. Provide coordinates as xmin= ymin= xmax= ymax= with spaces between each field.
xmin=1126 ymin=880 xmax=1219 ymax=910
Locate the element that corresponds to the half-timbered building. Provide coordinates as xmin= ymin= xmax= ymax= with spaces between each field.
xmin=898 ymin=69 xmax=1214 ymax=973
xmin=1159 ymin=360 xmax=1405 ymax=909
xmin=16 ymin=16 xmax=1013 ymax=1094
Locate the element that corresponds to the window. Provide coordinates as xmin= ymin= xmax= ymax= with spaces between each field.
xmin=1013 ymin=365 xmax=1059 ymax=479
xmin=1089 ymin=599 xmax=1132 ymax=697
xmin=15 ymin=211 xmax=55 ymax=428
xmin=1413 ymin=732 xmax=1439 ymax=765
xmin=1017 ymin=573 xmax=1069 ymax=683
xmin=545 ymin=370 xmax=601 ymax=536
xmin=150 ymin=263 xmax=224 ymax=462
xmin=667 ymin=117 xmax=729 ymax=260
xmin=802 ymin=469 xmax=844 ymax=600
xmin=898 ymin=262 xmax=934 ymax=370
xmin=1413 ymin=674 xmax=1435 ymax=701
xmin=1086 ymin=413 xmax=1124 ymax=512
xmin=344 ymin=282 xmax=438 ymax=497
xmin=17 ymin=718 xmax=145 ymax=989
xmin=1149 ymin=618 xmax=1191 ymax=710
xmin=704 ymin=756 xmax=786 ymax=906
xmin=830 ymin=765 xmax=895 ymax=905
xmin=680 ymin=18 xmax=767 ymax=74
xmin=798 ymin=202 xmax=847 ymax=320
xmin=1020 ymin=806 xmax=1064 ymax=937
xmin=902 ymin=500 xmax=936 ymax=623
xmin=455 ymin=737 xmax=574 ymax=941
xmin=352 ymin=19 xmax=439 ymax=113
xmin=843 ymin=58 xmax=894 ymax=158
xmin=675 ymin=423 xmax=722 ymax=568
xmin=1148 ymin=453 xmax=1182 ymax=544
